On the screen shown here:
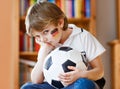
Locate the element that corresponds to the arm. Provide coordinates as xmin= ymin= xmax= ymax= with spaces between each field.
xmin=31 ymin=47 xmax=49 ymax=84
xmin=58 ymin=56 xmax=104 ymax=85
xmin=31 ymin=60 xmax=44 ymax=84
xmin=31 ymin=39 xmax=54 ymax=84
xmin=59 ymin=30 xmax=105 ymax=85
xmin=84 ymin=56 xmax=104 ymax=80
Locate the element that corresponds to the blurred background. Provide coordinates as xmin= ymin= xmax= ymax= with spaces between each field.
xmin=0 ymin=0 xmax=119 ymax=89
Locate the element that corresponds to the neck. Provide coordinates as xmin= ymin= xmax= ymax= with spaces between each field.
xmin=59 ymin=28 xmax=72 ymax=44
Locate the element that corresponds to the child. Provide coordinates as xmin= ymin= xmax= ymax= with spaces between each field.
xmin=21 ymin=1 xmax=106 ymax=89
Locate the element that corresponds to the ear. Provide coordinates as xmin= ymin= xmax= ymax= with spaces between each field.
xmin=58 ymin=18 xmax=64 ymax=28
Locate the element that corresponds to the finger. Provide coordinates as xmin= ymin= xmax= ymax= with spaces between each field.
xmin=67 ymin=66 xmax=76 ymax=71
xmin=59 ymin=73 xmax=71 ymax=78
xmin=35 ymin=38 xmax=41 ymax=44
xmin=61 ymin=79 xmax=73 ymax=86
xmin=58 ymin=75 xmax=70 ymax=80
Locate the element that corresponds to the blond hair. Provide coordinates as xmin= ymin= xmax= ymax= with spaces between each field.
xmin=25 ymin=1 xmax=68 ymax=36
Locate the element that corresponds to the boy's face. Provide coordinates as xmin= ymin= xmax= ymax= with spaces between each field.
xmin=31 ymin=24 xmax=63 ymax=47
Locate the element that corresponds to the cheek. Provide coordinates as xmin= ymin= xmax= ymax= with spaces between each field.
xmin=50 ymin=32 xmax=61 ymax=43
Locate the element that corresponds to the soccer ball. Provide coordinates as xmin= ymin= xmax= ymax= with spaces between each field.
xmin=43 ymin=46 xmax=87 ymax=88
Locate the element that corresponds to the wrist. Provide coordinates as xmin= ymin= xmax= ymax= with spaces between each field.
xmin=37 ymin=48 xmax=50 ymax=61
xmin=79 ymin=70 xmax=88 ymax=79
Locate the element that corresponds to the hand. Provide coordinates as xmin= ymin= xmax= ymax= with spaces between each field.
xmin=36 ymin=38 xmax=55 ymax=60
xmin=35 ymin=37 xmax=55 ymax=53
xmin=58 ymin=66 xmax=82 ymax=86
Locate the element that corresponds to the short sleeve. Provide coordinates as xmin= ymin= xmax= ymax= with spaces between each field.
xmin=80 ymin=30 xmax=106 ymax=61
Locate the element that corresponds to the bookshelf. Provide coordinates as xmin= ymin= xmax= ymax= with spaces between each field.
xmin=19 ymin=0 xmax=96 ymax=61
xmin=19 ymin=0 xmax=96 ymax=87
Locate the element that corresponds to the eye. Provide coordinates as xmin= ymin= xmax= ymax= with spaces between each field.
xmin=43 ymin=30 xmax=49 ymax=35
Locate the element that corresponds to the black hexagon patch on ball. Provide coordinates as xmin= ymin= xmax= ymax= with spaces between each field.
xmin=62 ymin=59 xmax=76 ymax=72
xmin=59 ymin=46 xmax=73 ymax=52
xmin=52 ymin=80 xmax=64 ymax=88
xmin=44 ymin=56 xmax=53 ymax=70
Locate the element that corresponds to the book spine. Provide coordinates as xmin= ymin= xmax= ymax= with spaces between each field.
xmin=74 ymin=0 xmax=82 ymax=18
xmin=72 ymin=0 xmax=75 ymax=17
xmin=85 ymin=0 xmax=91 ymax=18
xmin=65 ymin=0 xmax=72 ymax=18
xmin=47 ymin=0 xmax=55 ymax=3
xmin=29 ymin=37 xmax=34 ymax=52
xmin=34 ymin=39 xmax=40 ymax=52
xmin=60 ymin=0 xmax=65 ymax=13
xmin=55 ymin=0 xmax=61 ymax=7
xmin=19 ymin=31 xmax=24 ymax=51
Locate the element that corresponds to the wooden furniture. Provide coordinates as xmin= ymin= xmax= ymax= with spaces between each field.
xmin=19 ymin=0 xmax=96 ymax=62
xmin=116 ymin=0 xmax=120 ymax=39
xmin=109 ymin=40 xmax=120 ymax=89
xmin=0 ymin=0 xmax=19 ymax=89
xmin=109 ymin=0 xmax=120 ymax=89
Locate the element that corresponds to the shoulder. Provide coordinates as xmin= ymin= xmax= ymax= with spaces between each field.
xmin=68 ymin=24 xmax=91 ymax=37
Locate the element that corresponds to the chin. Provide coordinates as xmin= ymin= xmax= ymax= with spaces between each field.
xmin=52 ymin=43 xmax=61 ymax=48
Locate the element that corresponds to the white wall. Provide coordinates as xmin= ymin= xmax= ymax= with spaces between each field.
xmin=96 ymin=0 xmax=117 ymax=89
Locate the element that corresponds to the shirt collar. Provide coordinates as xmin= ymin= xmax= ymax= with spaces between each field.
xmin=68 ymin=24 xmax=82 ymax=38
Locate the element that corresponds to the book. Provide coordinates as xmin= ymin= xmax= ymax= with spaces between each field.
xmin=74 ymin=0 xmax=83 ymax=18
xmin=19 ymin=30 xmax=24 ymax=51
xmin=85 ymin=0 xmax=91 ymax=18
xmin=65 ymin=0 xmax=72 ymax=18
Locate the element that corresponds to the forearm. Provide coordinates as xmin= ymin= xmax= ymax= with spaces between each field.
xmin=81 ymin=57 xmax=104 ymax=80
xmin=31 ymin=60 xmax=44 ymax=84
xmin=30 ymin=41 xmax=57 ymax=83
xmin=83 ymin=67 xmax=104 ymax=81
xmin=31 ymin=47 xmax=50 ymax=83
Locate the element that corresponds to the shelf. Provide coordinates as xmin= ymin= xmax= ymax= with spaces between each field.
xmin=68 ymin=18 xmax=90 ymax=30
xmin=68 ymin=17 xmax=90 ymax=22
xmin=109 ymin=40 xmax=120 ymax=45
xmin=20 ymin=16 xmax=90 ymax=23
xmin=20 ymin=51 xmax=38 ymax=61
xmin=20 ymin=17 xmax=90 ymax=32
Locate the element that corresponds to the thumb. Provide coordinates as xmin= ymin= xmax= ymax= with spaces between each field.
xmin=67 ymin=66 xmax=76 ymax=71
